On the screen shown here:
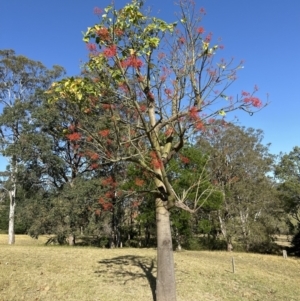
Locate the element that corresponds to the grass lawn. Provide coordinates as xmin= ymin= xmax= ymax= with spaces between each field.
xmin=0 ymin=235 xmax=299 ymax=301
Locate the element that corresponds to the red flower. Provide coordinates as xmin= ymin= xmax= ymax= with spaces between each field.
xmin=178 ymin=37 xmax=186 ymax=44
xmin=96 ymin=27 xmax=110 ymax=41
xmin=188 ymin=106 xmax=199 ymax=120
xmin=251 ymin=97 xmax=262 ymax=107
xmin=195 ymin=120 xmax=205 ymax=130
xmin=66 ymin=132 xmax=81 ymax=141
xmin=164 ymin=88 xmax=172 ymax=99
xmin=139 ymin=104 xmax=147 ymax=112
xmin=150 ymin=151 xmax=163 ymax=169
xmin=93 ymin=7 xmax=103 ymax=15
xmin=164 ymin=127 xmax=174 ymax=137
xmin=243 ymin=96 xmax=262 ymax=108
xmin=147 ymin=91 xmax=155 ymax=101
xmin=90 ymin=153 xmax=99 ymax=160
xmin=242 ymin=90 xmax=250 ymax=97
xmin=180 ymin=155 xmax=190 ymax=164
xmin=205 ymin=33 xmax=212 ymax=43
xmin=114 ymin=28 xmax=124 ymax=36
xmin=87 ymin=43 xmax=97 ymax=52
xmin=103 ymin=45 xmax=117 ymax=58
xmin=200 ymin=7 xmax=206 ymax=14
xmin=98 ymin=197 xmax=113 ymax=211
xmin=99 ymin=129 xmax=110 ymax=137
xmin=158 ymin=52 xmax=166 ymax=59
xmin=135 ymin=178 xmax=145 ymax=187
xmin=121 ymin=55 xmax=143 ymax=69
xmin=102 ymin=103 xmax=115 ymax=110
xmin=90 ymin=163 xmax=99 ymax=170
xmin=102 ymin=176 xmax=115 ymax=186
xmin=197 ymin=27 xmax=205 ymax=34
xmin=105 ymin=191 xmax=114 ymax=199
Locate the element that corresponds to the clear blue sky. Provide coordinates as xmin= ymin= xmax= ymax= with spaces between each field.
xmin=1 ymin=0 xmax=299 ymax=165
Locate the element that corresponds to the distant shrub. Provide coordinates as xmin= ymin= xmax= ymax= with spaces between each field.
xmin=291 ymin=228 xmax=300 ymax=257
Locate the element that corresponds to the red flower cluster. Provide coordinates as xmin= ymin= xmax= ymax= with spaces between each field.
xmin=200 ymin=7 xmax=206 ymax=14
xmin=135 ymin=178 xmax=145 ymax=187
xmin=197 ymin=27 xmax=205 ymax=34
xmin=121 ymin=55 xmax=143 ymax=69
xmin=86 ymin=151 xmax=99 ymax=160
xmin=103 ymin=45 xmax=117 ymax=58
xmin=98 ymin=197 xmax=113 ymax=211
xmin=87 ymin=43 xmax=97 ymax=52
xmin=178 ymin=37 xmax=186 ymax=44
xmin=158 ymin=52 xmax=166 ymax=60
xmin=150 ymin=151 xmax=163 ymax=169
xmin=164 ymin=88 xmax=172 ymax=99
xmin=179 ymin=154 xmax=190 ymax=164
xmin=139 ymin=104 xmax=147 ymax=112
xmin=195 ymin=120 xmax=205 ymax=130
xmin=90 ymin=163 xmax=99 ymax=170
xmin=114 ymin=28 xmax=124 ymax=37
xmin=242 ymin=91 xmax=262 ymax=108
xmin=66 ymin=132 xmax=81 ymax=141
xmin=188 ymin=106 xmax=199 ymax=120
xmin=101 ymin=176 xmax=117 ymax=188
xmin=102 ymin=103 xmax=115 ymax=110
xmin=99 ymin=129 xmax=110 ymax=137
xmin=244 ymin=97 xmax=262 ymax=107
xmin=93 ymin=7 xmax=103 ymax=15
xmin=96 ymin=27 xmax=110 ymax=41
xmin=205 ymin=33 xmax=212 ymax=43
xmin=164 ymin=127 xmax=174 ymax=137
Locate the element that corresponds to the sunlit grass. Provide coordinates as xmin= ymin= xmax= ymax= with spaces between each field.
xmin=0 ymin=235 xmax=299 ymax=301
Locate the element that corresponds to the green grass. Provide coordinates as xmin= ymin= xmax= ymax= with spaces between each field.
xmin=0 ymin=235 xmax=299 ymax=301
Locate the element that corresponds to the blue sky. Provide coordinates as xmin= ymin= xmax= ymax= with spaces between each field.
xmin=1 ymin=0 xmax=300 ymax=167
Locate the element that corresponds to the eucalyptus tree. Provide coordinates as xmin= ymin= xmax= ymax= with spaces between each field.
xmin=0 ymin=49 xmax=65 ymax=244
xmin=275 ymin=146 xmax=300 ymax=223
xmin=275 ymin=146 xmax=300 ymax=253
xmin=198 ymin=124 xmax=279 ymax=251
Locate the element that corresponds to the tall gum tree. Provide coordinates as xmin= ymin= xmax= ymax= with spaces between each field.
xmin=0 ymin=49 xmax=64 ymax=244
xmin=198 ymin=124 xmax=277 ymax=251
xmin=47 ymin=1 xmax=266 ymax=300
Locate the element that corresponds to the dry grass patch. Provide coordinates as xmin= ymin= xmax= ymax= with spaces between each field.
xmin=0 ymin=235 xmax=299 ymax=301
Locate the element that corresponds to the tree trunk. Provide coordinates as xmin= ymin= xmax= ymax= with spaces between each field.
xmin=8 ymin=193 xmax=16 ymax=245
xmin=174 ymin=227 xmax=182 ymax=251
xmin=68 ymin=233 xmax=75 ymax=246
xmin=8 ymin=155 xmax=17 ymax=245
xmin=156 ymin=198 xmax=176 ymax=301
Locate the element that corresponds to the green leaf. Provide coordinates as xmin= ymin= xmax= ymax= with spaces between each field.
xmin=147 ymin=37 xmax=160 ymax=48
xmin=220 ymin=94 xmax=229 ymax=100
xmin=104 ymin=5 xmax=112 ymax=13
xmin=219 ymin=110 xmax=226 ymax=116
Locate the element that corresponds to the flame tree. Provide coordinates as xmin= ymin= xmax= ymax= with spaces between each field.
xmin=46 ymin=1 xmax=265 ymax=300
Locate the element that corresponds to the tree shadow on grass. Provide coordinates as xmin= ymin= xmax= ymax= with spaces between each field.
xmin=95 ymin=255 xmax=157 ymax=301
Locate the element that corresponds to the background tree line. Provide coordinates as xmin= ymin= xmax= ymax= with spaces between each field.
xmin=0 ymin=50 xmax=298 ymax=255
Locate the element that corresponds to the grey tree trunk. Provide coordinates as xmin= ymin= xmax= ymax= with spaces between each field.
xmin=156 ymin=198 xmax=176 ymax=301
xmin=68 ymin=233 xmax=75 ymax=246
xmin=8 ymin=158 xmax=17 ymax=245
xmin=8 ymin=191 xmax=16 ymax=245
